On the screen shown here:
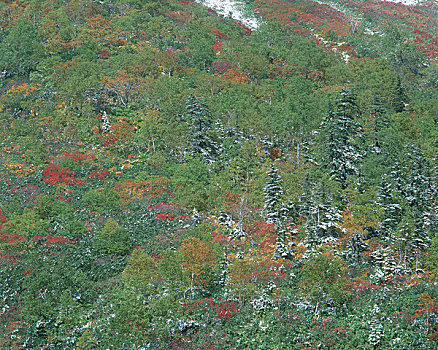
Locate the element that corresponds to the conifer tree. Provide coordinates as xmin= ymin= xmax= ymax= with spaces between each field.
xmin=320 ymin=89 xmax=363 ymax=188
xmin=368 ymin=304 xmax=384 ymax=347
xmin=184 ymin=94 xmax=219 ymax=164
xmin=364 ymin=97 xmax=390 ymax=155
xmin=393 ymin=76 xmax=406 ymax=113
xmin=378 ymin=144 xmax=435 ymax=271
xmin=263 ymin=164 xmax=283 ymax=224
xmin=299 ymin=174 xmax=341 ymax=246
xmin=263 ymin=164 xmax=295 ymax=259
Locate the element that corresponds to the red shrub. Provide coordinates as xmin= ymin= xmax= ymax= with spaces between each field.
xmin=43 ymin=236 xmax=71 ymax=246
xmin=42 ymin=164 xmax=85 ymax=186
xmin=87 ymin=170 xmax=110 ymax=180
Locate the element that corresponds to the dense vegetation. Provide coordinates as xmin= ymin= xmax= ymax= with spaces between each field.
xmin=1 ymin=0 xmax=438 ymax=348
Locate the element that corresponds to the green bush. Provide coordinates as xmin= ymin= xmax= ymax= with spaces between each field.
xmin=93 ymin=219 xmax=131 ymax=256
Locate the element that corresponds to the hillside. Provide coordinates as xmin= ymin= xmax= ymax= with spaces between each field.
xmin=0 ymin=0 xmax=438 ymax=348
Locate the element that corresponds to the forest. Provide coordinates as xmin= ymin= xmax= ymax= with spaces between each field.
xmin=0 ymin=0 xmax=438 ymax=348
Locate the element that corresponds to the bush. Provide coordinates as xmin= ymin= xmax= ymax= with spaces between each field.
xmin=299 ymin=252 xmax=352 ymax=305
xmin=93 ymin=219 xmax=131 ymax=256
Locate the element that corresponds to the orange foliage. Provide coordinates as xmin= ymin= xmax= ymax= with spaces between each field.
xmin=6 ymin=83 xmax=41 ymax=97
xmin=181 ymin=236 xmax=217 ymax=288
xmin=115 ymin=177 xmax=171 ymax=203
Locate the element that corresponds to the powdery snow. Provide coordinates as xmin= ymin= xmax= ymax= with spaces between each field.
xmin=196 ymin=0 xmax=260 ymax=29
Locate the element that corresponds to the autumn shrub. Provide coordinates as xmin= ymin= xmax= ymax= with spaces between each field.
xmin=226 ymin=258 xmax=258 ymax=306
xmin=180 ymin=236 xmax=217 ymax=297
xmin=115 ymin=177 xmax=170 ymax=204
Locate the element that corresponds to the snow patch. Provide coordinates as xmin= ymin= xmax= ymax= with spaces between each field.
xmin=196 ymin=0 xmax=260 ymax=29
xmin=383 ymin=0 xmax=430 ymax=5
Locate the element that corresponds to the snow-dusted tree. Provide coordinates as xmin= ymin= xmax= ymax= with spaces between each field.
xmin=263 ymin=164 xmax=296 ymax=259
xmin=399 ymin=145 xmax=434 ymax=269
xmin=376 ymin=173 xmax=402 ymax=244
xmin=370 ymin=246 xmax=398 ymax=279
xmin=393 ymin=76 xmax=406 ymax=113
xmin=184 ymin=94 xmax=219 ymax=164
xmin=320 ymin=89 xmax=363 ymax=188
xmin=263 ymin=164 xmax=283 ymax=224
xmin=377 ymin=144 xmax=434 ymax=272
xmin=368 ymin=304 xmax=384 ymax=347
xmin=299 ymin=174 xmax=341 ymax=247
xmin=273 ymin=223 xmax=294 ymax=259
xmin=214 ymin=115 xmax=247 ymax=168
xmin=217 ymin=211 xmax=244 ymax=240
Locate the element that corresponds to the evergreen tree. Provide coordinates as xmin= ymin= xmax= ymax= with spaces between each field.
xmin=299 ymin=174 xmax=341 ymax=246
xmin=184 ymin=94 xmax=219 ymax=164
xmin=263 ymin=164 xmax=295 ymax=259
xmin=320 ymin=89 xmax=363 ymax=188
xmin=364 ymin=97 xmax=390 ymax=155
xmin=263 ymin=164 xmax=283 ymax=224
xmin=368 ymin=304 xmax=384 ymax=347
xmin=378 ymin=144 xmax=435 ymax=271
xmin=214 ymin=115 xmax=245 ymax=167
xmin=393 ymin=76 xmax=406 ymax=113
xmin=377 ymin=172 xmax=402 ymax=244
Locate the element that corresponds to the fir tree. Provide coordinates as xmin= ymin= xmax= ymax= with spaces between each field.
xmin=379 ymin=144 xmax=435 ymax=271
xmin=364 ymin=97 xmax=390 ymax=155
xmin=377 ymin=173 xmax=402 ymax=244
xmin=263 ymin=164 xmax=295 ymax=259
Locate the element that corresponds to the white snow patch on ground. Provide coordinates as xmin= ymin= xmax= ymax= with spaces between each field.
xmin=384 ymin=0 xmax=431 ymax=5
xmin=196 ymin=0 xmax=260 ymax=29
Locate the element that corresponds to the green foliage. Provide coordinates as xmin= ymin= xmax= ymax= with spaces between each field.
xmin=0 ymin=17 xmax=44 ymax=76
xmin=21 ymin=254 xmax=95 ymax=324
xmin=82 ymin=188 xmax=121 ymax=213
xmin=1 ymin=209 xmax=49 ymax=238
xmin=180 ymin=21 xmax=216 ymax=70
xmin=1 ymin=0 xmax=438 ymax=348
xmin=299 ymin=253 xmax=352 ymax=305
xmin=425 ymin=233 xmax=438 ymax=276
xmin=170 ymin=156 xmax=217 ymax=211
xmin=122 ymin=247 xmax=159 ymax=290
xmin=93 ymin=219 xmax=131 ymax=256
xmin=34 ymin=194 xmax=70 ymax=220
